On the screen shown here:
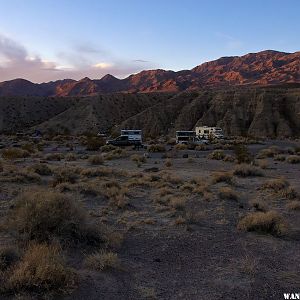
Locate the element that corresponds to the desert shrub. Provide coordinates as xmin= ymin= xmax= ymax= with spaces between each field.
xmin=233 ymin=164 xmax=263 ymax=177
xmin=285 ymin=147 xmax=296 ymax=155
xmin=7 ymin=191 xmax=101 ymax=244
xmin=257 ymin=146 xmax=282 ymax=159
xmin=164 ymin=158 xmax=172 ymax=167
xmin=286 ymin=155 xmax=300 ymax=164
xmin=218 ymin=187 xmax=238 ymax=200
xmin=166 ymin=138 xmax=176 ymax=145
xmin=29 ymin=163 xmax=52 ymax=176
xmin=2 ymin=148 xmax=30 ymax=160
xmin=148 ymin=144 xmax=166 ymax=152
xmin=195 ymin=144 xmax=207 ymax=151
xmin=279 ymin=187 xmax=298 ymax=200
xmin=169 ymin=196 xmax=186 ymax=210
xmin=261 ymin=178 xmax=289 ymax=192
xmin=2 ymin=243 xmax=74 ymax=293
xmin=0 ymin=160 xmax=3 ymax=172
xmin=274 ymin=154 xmax=286 ymax=161
xmin=249 ymin=199 xmax=268 ymax=212
xmin=100 ymin=145 xmax=116 ymax=152
xmin=104 ymin=148 xmax=127 ymax=160
xmin=255 ymin=159 xmax=269 ymax=169
xmin=65 ymin=153 xmax=77 ymax=161
xmin=286 ymin=201 xmax=300 ymax=211
xmin=234 ymin=144 xmax=252 ymax=163
xmin=89 ymin=155 xmax=104 ymax=165
xmin=86 ymin=137 xmax=105 ymax=151
xmin=52 ymin=168 xmax=78 ymax=187
xmin=131 ymin=154 xmax=146 ymax=164
xmin=84 ymin=250 xmax=120 ymax=271
xmin=223 ymin=154 xmax=235 ymax=162
xmin=0 ymin=247 xmax=19 ymax=271
xmin=175 ymin=144 xmax=187 ymax=150
xmin=211 ymin=171 xmax=234 ymax=184
xmin=45 ymin=153 xmax=64 ymax=161
xmin=207 ymin=150 xmax=225 ymax=160
xmin=237 ymin=211 xmax=287 ymax=236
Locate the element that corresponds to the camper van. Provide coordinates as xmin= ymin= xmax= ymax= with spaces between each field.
xmin=175 ymin=131 xmax=208 ymax=145
xmin=106 ymin=129 xmax=142 ymax=146
xmin=195 ymin=126 xmax=224 ymax=139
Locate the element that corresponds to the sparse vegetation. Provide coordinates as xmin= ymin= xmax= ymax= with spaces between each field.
xmin=211 ymin=171 xmax=234 ymax=184
xmin=233 ymin=164 xmax=263 ymax=177
xmin=207 ymin=150 xmax=225 ymax=160
xmin=234 ymin=144 xmax=252 ymax=163
xmin=286 ymin=155 xmax=300 ymax=164
xmin=218 ymin=187 xmax=238 ymax=200
xmin=148 ymin=144 xmax=166 ymax=152
xmin=89 ymin=155 xmax=104 ymax=165
xmin=2 ymin=148 xmax=30 ymax=160
xmin=237 ymin=211 xmax=287 ymax=236
xmin=84 ymin=250 xmax=120 ymax=271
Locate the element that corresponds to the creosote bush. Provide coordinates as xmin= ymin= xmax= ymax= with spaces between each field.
xmin=261 ymin=178 xmax=289 ymax=192
xmin=218 ymin=187 xmax=238 ymax=200
xmin=7 ymin=191 xmax=102 ymax=244
xmin=29 ymin=163 xmax=52 ymax=176
xmin=237 ymin=211 xmax=287 ymax=236
xmin=211 ymin=171 xmax=234 ymax=185
xmin=234 ymin=144 xmax=252 ymax=163
xmin=86 ymin=137 xmax=105 ymax=151
xmin=286 ymin=155 xmax=300 ymax=164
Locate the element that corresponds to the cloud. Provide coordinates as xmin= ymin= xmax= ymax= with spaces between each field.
xmin=0 ymin=34 xmax=153 ymax=83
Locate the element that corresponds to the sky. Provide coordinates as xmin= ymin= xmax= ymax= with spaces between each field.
xmin=0 ymin=0 xmax=299 ymax=83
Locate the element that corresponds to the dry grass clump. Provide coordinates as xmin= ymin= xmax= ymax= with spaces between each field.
xmin=86 ymin=137 xmax=105 ymax=151
xmin=207 ymin=150 xmax=225 ymax=160
xmin=2 ymin=148 xmax=30 ymax=160
xmin=257 ymin=146 xmax=283 ymax=159
xmin=261 ymin=178 xmax=289 ymax=192
xmin=218 ymin=187 xmax=238 ymax=200
xmin=158 ymin=187 xmax=173 ymax=197
xmin=0 ymin=169 xmax=41 ymax=184
xmin=211 ymin=171 xmax=234 ymax=185
xmin=88 ymin=155 xmax=104 ymax=165
xmin=249 ymin=198 xmax=268 ymax=212
xmin=45 ymin=153 xmax=64 ymax=161
xmin=274 ymin=154 xmax=286 ymax=161
xmin=169 ymin=196 xmax=186 ymax=210
xmin=286 ymin=155 xmax=300 ymax=164
xmin=7 ymin=191 xmax=101 ymax=244
xmin=175 ymin=143 xmax=187 ymax=150
xmin=237 ymin=211 xmax=287 ymax=236
xmin=131 ymin=154 xmax=146 ymax=165
xmin=104 ymin=148 xmax=127 ymax=160
xmin=147 ymin=144 xmax=166 ymax=152
xmin=279 ymin=187 xmax=298 ymax=200
xmin=286 ymin=201 xmax=300 ymax=211
xmin=195 ymin=144 xmax=207 ymax=151
xmin=223 ymin=154 xmax=235 ymax=162
xmin=29 ymin=163 xmax=52 ymax=176
xmin=100 ymin=144 xmax=116 ymax=152
xmin=84 ymin=250 xmax=120 ymax=271
xmin=52 ymin=168 xmax=78 ymax=187
xmin=164 ymin=158 xmax=172 ymax=167
xmin=233 ymin=164 xmax=263 ymax=177
xmin=65 ymin=153 xmax=77 ymax=161
xmin=80 ymin=166 xmax=113 ymax=178
xmin=255 ymin=159 xmax=269 ymax=169
xmin=1 ymin=243 xmax=74 ymax=294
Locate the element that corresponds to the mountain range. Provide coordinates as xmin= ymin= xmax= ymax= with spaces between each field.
xmin=1 ymin=50 xmax=300 ymax=96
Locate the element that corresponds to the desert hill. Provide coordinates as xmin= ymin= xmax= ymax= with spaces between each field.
xmin=1 ymin=87 xmax=300 ymax=138
xmin=1 ymin=50 xmax=300 ymax=96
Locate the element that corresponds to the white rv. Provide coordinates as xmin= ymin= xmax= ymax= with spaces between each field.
xmin=175 ymin=131 xmax=208 ymax=145
xmin=195 ymin=126 xmax=224 ymax=139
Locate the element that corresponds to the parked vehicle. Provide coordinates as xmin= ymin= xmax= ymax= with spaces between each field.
xmin=195 ymin=126 xmax=224 ymax=139
xmin=106 ymin=129 xmax=142 ymax=147
xmin=175 ymin=131 xmax=208 ymax=145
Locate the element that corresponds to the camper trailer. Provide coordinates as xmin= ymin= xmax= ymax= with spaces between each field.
xmin=106 ymin=129 xmax=142 ymax=146
xmin=175 ymin=131 xmax=208 ymax=145
xmin=195 ymin=126 xmax=224 ymax=139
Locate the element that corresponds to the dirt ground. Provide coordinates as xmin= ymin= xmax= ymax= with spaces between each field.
xmin=0 ymin=136 xmax=299 ymax=300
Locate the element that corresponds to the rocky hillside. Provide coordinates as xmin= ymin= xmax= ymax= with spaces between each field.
xmin=1 ymin=50 xmax=300 ymax=96
xmin=1 ymin=87 xmax=300 ymax=138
